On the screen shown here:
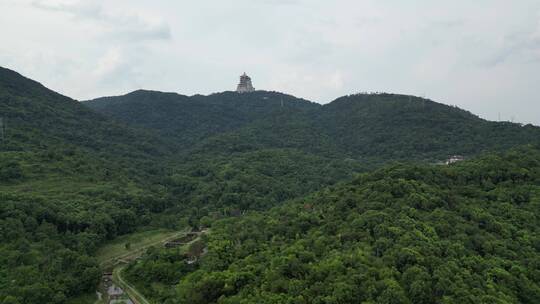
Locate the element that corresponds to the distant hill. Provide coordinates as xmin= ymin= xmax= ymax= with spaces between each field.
xmin=0 ymin=67 xmax=172 ymax=159
xmin=318 ymin=93 xmax=540 ymax=161
xmin=85 ymin=90 xmax=540 ymax=164
xmin=85 ymin=90 xmax=318 ymax=148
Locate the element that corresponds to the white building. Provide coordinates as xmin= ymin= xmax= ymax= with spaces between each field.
xmin=445 ymin=155 xmax=464 ymax=165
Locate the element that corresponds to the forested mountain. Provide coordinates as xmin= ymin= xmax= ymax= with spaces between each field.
xmin=0 ymin=68 xmax=173 ymax=159
xmin=126 ymin=147 xmax=540 ymax=303
xmin=0 ymin=68 xmax=357 ymax=303
xmin=84 ymin=90 xmax=366 ymax=213
xmin=85 ymin=91 xmax=540 ymax=163
xmin=316 ymin=94 xmax=540 ymax=161
xmin=0 ymin=67 xmax=177 ymax=302
xmin=1 ymin=66 xmax=539 ymax=303
xmin=85 ymin=90 xmax=318 ymax=149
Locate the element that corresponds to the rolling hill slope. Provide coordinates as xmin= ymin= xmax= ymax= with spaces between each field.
xmin=318 ymin=93 xmax=540 ymax=160
xmin=85 ymin=90 xmax=540 ymax=164
xmin=85 ymin=90 xmax=319 ymax=149
xmin=0 ymin=67 xmax=178 ymax=303
xmin=0 ymin=67 xmax=173 ymax=160
xmin=126 ymin=146 xmax=540 ymax=303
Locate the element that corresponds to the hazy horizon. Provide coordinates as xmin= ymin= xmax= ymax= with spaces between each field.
xmin=1 ymin=0 xmax=539 ymax=125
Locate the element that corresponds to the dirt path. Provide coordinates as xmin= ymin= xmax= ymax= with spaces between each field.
xmin=95 ymin=228 xmax=209 ymax=304
xmin=95 ymin=229 xmax=191 ymax=304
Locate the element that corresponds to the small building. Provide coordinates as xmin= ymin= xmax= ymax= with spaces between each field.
xmin=236 ymin=73 xmax=255 ymax=93
xmin=107 ymin=285 xmax=124 ymax=297
xmin=445 ymin=155 xmax=464 ymax=165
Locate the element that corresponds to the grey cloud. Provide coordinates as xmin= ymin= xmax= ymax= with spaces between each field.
xmin=32 ymin=0 xmax=171 ymax=41
xmin=32 ymin=0 xmax=101 ymax=17
xmin=484 ymin=21 xmax=540 ymax=67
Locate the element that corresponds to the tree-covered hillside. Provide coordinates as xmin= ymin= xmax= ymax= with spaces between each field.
xmin=0 ymin=67 xmax=177 ymax=303
xmin=84 ymin=89 xmax=368 ymax=214
xmin=0 ymin=67 xmax=359 ymax=303
xmin=84 ymin=91 xmax=540 ymax=164
xmin=318 ymin=94 xmax=540 ymax=161
xmin=85 ymin=90 xmax=318 ymax=149
xmin=1 ymin=66 xmax=539 ymax=303
xmin=0 ymin=68 xmax=173 ymax=160
xmin=127 ymin=147 xmax=540 ymax=304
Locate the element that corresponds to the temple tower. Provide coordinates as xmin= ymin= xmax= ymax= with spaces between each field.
xmin=236 ymin=73 xmax=255 ymax=93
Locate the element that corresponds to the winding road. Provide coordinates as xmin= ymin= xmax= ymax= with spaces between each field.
xmin=113 ymin=266 xmax=151 ymax=304
xmin=95 ymin=228 xmax=208 ymax=304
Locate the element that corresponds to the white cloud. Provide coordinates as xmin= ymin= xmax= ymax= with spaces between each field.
xmin=486 ymin=20 xmax=540 ymax=66
xmin=93 ymin=48 xmax=123 ymax=78
xmin=329 ymin=71 xmax=344 ymax=90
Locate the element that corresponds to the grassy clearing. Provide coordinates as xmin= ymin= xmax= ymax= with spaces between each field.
xmin=117 ymin=229 xmax=210 ymax=303
xmin=0 ymin=174 xmax=143 ymax=203
xmin=95 ymin=228 xmax=187 ymax=265
xmin=85 ymin=228 xmax=188 ymax=304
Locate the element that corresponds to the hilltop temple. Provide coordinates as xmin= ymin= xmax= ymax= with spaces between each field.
xmin=236 ymin=73 xmax=255 ymax=93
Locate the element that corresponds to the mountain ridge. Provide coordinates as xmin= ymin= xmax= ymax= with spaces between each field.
xmin=83 ymin=88 xmax=540 ymax=164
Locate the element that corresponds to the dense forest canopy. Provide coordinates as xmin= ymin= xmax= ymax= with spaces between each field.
xmin=85 ymin=90 xmax=319 ymax=150
xmin=127 ymin=147 xmax=540 ymax=304
xmin=1 ymin=66 xmax=539 ymax=303
xmin=85 ymin=90 xmax=540 ymax=162
xmin=0 ymin=67 xmax=176 ymax=303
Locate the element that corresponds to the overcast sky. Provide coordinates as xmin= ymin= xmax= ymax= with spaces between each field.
xmin=1 ymin=0 xmax=539 ymax=125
